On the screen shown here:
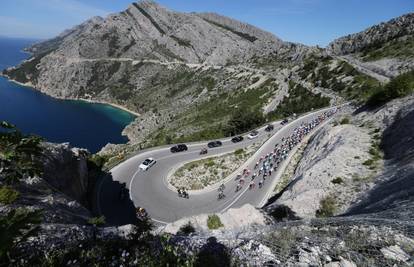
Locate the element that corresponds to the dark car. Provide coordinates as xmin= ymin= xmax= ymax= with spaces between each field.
xmin=281 ymin=119 xmax=289 ymax=125
xmin=265 ymin=124 xmax=274 ymax=132
xmin=170 ymin=144 xmax=188 ymax=153
xmin=231 ymin=136 xmax=244 ymax=143
xmin=207 ymin=141 xmax=222 ymax=148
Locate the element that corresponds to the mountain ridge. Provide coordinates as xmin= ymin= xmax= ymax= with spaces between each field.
xmin=1 ymin=1 xmax=413 ymax=152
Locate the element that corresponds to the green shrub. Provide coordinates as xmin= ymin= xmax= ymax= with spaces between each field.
xmin=87 ymin=216 xmax=106 ymax=227
xmin=316 ymin=195 xmax=337 ymax=217
xmin=331 ymin=177 xmax=344 ymax=185
xmin=363 ymin=159 xmax=375 ymax=166
xmin=207 ymin=214 xmax=223 ymax=229
xmin=88 ymin=154 xmax=109 ymax=169
xmin=234 ymin=149 xmax=244 ymax=155
xmin=267 ymin=83 xmax=330 ymax=121
xmin=362 ymin=36 xmax=414 ymax=61
xmin=224 ymin=109 xmax=265 ymax=136
xmin=340 ymin=117 xmax=350 ymax=125
xmin=0 ymin=121 xmax=43 ymax=185
xmin=367 ymin=70 xmax=414 ymax=106
xmin=177 ymin=222 xmax=196 ymax=235
xmin=0 ymin=208 xmax=41 ymax=263
xmin=251 ymin=76 xmax=260 ymax=84
xmin=0 ymin=187 xmax=19 ymax=204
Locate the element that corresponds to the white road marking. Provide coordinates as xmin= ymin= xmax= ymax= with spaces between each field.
xmin=129 ymin=167 xmax=142 ymax=202
xmin=220 ymin=184 xmax=250 ymax=213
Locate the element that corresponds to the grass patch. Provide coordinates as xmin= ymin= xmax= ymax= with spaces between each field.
xmin=204 ymin=160 xmax=215 ymax=168
xmin=207 ymin=214 xmax=224 ymax=230
xmin=87 ymin=216 xmax=106 ymax=227
xmin=0 ymin=187 xmax=19 ymax=204
xmin=200 ymin=76 xmax=216 ymax=91
xmin=316 ymin=195 xmax=337 ymax=217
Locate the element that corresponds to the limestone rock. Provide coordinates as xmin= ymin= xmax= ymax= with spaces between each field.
xmin=380 ymin=245 xmax=410 ymax=262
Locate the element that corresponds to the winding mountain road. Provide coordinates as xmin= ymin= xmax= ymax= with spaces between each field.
xmin=97 ymin=106 xmax=341 ymax=224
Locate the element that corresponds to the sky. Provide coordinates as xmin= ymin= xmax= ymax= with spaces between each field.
xmin=0 ymin=0 xmax=413 ymax=46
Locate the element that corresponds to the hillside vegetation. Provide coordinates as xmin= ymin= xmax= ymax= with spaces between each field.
xmin=367 ymin=69 xmax=414 ymax=106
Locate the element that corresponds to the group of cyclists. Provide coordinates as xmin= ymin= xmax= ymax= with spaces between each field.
xmin=223 ymin=109 xmax=337 ymax=199
xmin=137 ymin=109 xmax=337 ymax=218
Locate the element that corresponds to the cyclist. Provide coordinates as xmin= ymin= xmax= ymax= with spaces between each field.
xmin=249 ymin=181 xmax=255 ymax=190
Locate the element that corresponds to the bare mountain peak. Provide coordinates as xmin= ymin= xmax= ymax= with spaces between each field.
xmin=130 ymin=0 xmax=169 ymax=14
xmin=22 ymin=0 xmax=310 ymax=66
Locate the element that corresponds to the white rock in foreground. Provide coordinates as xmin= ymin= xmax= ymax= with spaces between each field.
xmin=163 ymin=204 xmax=267 ymax=234
xmin=276 ymin=123 xmax=372 ymax=218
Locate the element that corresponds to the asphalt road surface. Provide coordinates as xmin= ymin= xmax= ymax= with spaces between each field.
xmin=98 ymin=106 xmax=340 ymax=224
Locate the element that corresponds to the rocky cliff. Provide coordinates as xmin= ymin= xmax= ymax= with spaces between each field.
xmin=327 ymin=13 xmax=414 ymax=55
xmin=0 ymin=142 xmax=95 ymax=226
xmin=327 ymin=13 xmax=414 ymax=78
xmin=266 ymin=95 xmax=414 ymax=222
xmin=26 ymin=0 xmax=295 ymax=65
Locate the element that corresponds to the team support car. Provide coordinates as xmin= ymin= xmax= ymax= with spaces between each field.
xmin=231 ymin=136 xmax=244 ymax=143
xmin=170 ymin=144 xmax=188 ymax=153
xmin=281 ymin=119 xmax=289 ymax=125
xmin=265 ymin=124 xmax=274 ymax=132
xmin=139 ymin=158 xmax=156 ymax=171
xmin=247 ymin=130 xmax=259 ymax=139
xmin=207 ymin=140 xmax=222 ymax=148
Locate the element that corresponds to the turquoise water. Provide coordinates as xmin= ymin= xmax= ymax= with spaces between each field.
xmin=0 ymin=37 xmax=136 ymax=153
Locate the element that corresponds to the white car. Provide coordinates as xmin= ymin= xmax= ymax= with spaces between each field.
xmin=139 ymin=158 xmax=156 ymax=171
xmin=247 ymin=130 xmax=259 ymax=139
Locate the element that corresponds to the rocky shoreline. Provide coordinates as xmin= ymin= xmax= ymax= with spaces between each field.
xmin=0 ymin=73 xmax=140 ymax=152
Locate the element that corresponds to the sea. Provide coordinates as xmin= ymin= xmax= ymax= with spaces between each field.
xmin=0 ymin=37 xmax=136 ymax=153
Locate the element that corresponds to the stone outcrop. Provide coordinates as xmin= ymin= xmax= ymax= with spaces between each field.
xmin=272 ymin=121 xmax=374 ymax=218
xmin=41 ymin=143 xmax=92 ymax=207
xmin=1 ymin=143 xmax=95 ymax=225
xmin=327 ymin=13 xmax=414 ymax=55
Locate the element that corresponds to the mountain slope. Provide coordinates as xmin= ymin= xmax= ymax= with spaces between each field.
xmin=25 ymin=0 xmax=296 ymax=65
xmin=2 ymin=1 xmax=413 ymax=158
xmin=328 ymin=13 xmax=414 ymax=78
xmin=2 ymin=0 xmax=325 ymax=151
xmin=328 ymin=13 xmax=414 ymax=56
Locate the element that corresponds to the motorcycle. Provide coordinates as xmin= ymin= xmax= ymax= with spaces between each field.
xmin=136 ymin=207 xmax=148 ymax=220
xmin=200 ymin=148 xmax=208 ymax=155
